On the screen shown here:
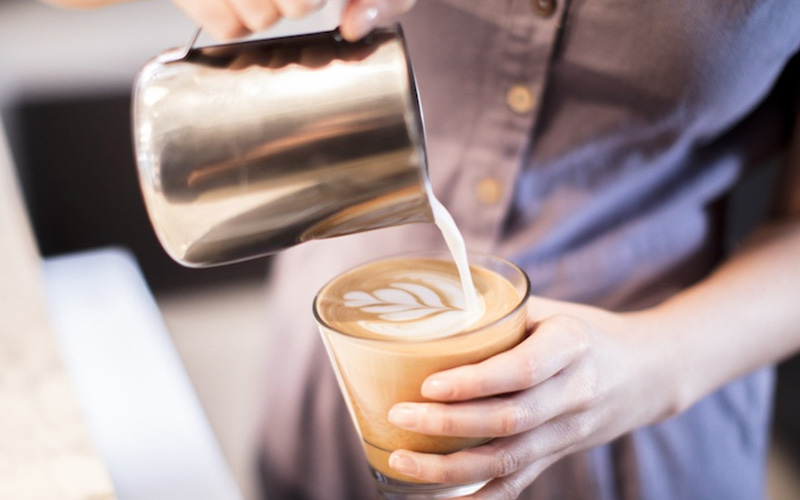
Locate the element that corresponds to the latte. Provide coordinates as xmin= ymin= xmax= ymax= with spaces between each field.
xmin=314 ymin=254 xmax=528 ymax=483
xmin=317 ymin=257 xmax=518 ymax=340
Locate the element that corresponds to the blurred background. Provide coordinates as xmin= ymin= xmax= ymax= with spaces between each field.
xmin=1 ymin=1 xmax=798 ymax=499
xmin=0 ymin=1 xmax=273 ymax=498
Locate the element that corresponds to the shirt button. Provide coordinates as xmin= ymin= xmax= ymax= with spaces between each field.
xmin=475 ymin=177 xmax=503 ymax=205
xmin=506 ymin=84 xmax=536 ymax=114
xmin=531 ymin=0 xmax=557 ymax=18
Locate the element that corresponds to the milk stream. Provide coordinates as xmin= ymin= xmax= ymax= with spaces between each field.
xmin=331 ymin=187 xmax=482 ymax=338
xmin=427 ymin=187 xmax=480 ymax=314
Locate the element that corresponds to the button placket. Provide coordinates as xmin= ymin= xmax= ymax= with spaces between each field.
xmin=448 ymin=0 xmax=570 ymax=250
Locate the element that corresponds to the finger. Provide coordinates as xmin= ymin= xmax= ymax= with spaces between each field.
xmin=421 ymin=314 xmax=590 ymax=401
xmin=388 ymin=414 xmax=586 ymax=485
xmin=339 ymin=0 xmax=417 ymax=41
xmin=272 ymin=0 xmax=325 ymax=19
xmin=226 ymin=0 xmax=282 ymax=32
xmin=389 ymin=373 xmax=574 ymax=437
xmin=172 ymin=0 xmax=251 ymax=40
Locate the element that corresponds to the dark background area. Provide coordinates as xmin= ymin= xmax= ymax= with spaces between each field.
xmin=2 ymin=92 xmax=270 ymax=292
xmin=3 ymin=89 xmax=799 ymax=462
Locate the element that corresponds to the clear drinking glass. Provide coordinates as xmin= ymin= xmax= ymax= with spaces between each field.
xmin=313 ymin=252 xmax=530 ymax=499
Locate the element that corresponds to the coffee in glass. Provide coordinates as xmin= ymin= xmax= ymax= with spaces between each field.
xmin=314 ymin=252 xmax=529 ymax=498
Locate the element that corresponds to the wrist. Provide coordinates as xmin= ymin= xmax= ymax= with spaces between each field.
xmin=623 ymin=306 xmax=696 ymax=422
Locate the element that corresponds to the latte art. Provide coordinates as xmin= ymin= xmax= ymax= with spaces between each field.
xmin=344 ymin=285 xmax=455 ymax=322
xmin=342 ymin=276 xmax=486 ymax=338
xmin=316 ymin=257 xmax=519 ymax=341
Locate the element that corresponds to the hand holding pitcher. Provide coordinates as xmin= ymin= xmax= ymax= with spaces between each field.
xmin=169 ymin=0 xmax=419 ymax=41
xmin=44 ymin=0 xmax=419 ymax=41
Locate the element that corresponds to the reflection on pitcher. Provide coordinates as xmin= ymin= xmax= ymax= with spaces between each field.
xmin=133 ymin=26 xmax=432 ymax=267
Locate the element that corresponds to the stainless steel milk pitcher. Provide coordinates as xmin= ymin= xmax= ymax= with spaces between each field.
xmin=133 ymin=26 xmax=433 ymax=267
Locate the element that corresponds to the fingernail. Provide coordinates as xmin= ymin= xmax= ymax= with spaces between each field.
xmin=342 ymin=5 xmax=379 ymax=41
xmin=388 ymin=404 xmax=419 ymax=429
xmin=422 ymin=377 xmax=454 ymax=399
xmin=389 ymin=452 xmax=418 ymax=475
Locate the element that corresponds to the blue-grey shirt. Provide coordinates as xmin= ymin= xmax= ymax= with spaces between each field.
xmin=258 ymin=1 xmax=800 ymax=498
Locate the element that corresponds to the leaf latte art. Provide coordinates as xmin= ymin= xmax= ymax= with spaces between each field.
xmin=345 ymin=283 xmax=454 ymax=320
xmin=317 ymin=257 xmax=520 ymax=340
xmin=343 ymin=281 xmax=484 ymax=338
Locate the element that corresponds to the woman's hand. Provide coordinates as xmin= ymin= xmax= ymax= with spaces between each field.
xmin=45 ymin=0 xmax=417 ymax=41
xmin=386 ymin=296 xmax=683 ymax=499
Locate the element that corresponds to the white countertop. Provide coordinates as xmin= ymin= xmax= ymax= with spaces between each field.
xmin=0 ymin=104 xmax=116 ymax=500
xmin=0 ymin=113 xmax=244 ymax=499
xmin=43 ymin=248 xmax=244 ymax=500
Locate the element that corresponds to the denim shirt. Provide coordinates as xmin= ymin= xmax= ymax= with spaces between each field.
xmin=258 ymin=1 xmax=800 ymax=498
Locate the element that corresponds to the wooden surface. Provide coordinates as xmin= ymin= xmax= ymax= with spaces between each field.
xmin=0 ymin=120 xmax=116 ymax=499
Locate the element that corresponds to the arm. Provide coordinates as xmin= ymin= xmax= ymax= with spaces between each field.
xmin=661 ymin=122 xmax=800 ymax=410
xmin=40 ymin=0 xmax=417 ymax=41
xmin=385 ymin=155 xmax=800 ymax=497
xmin=657 ymin=217 xmax=800 ymax=410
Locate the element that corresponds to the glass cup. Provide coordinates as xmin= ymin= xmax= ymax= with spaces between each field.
xmin=313 ymin=253 xmax=530 ymax=499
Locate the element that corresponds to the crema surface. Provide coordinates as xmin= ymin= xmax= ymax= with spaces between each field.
xmin=316 ymin=257 xmax=520 ymax=340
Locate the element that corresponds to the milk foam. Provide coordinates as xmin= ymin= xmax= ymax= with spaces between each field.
xmin=343 ymin=271 xmax=486 ymax=338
